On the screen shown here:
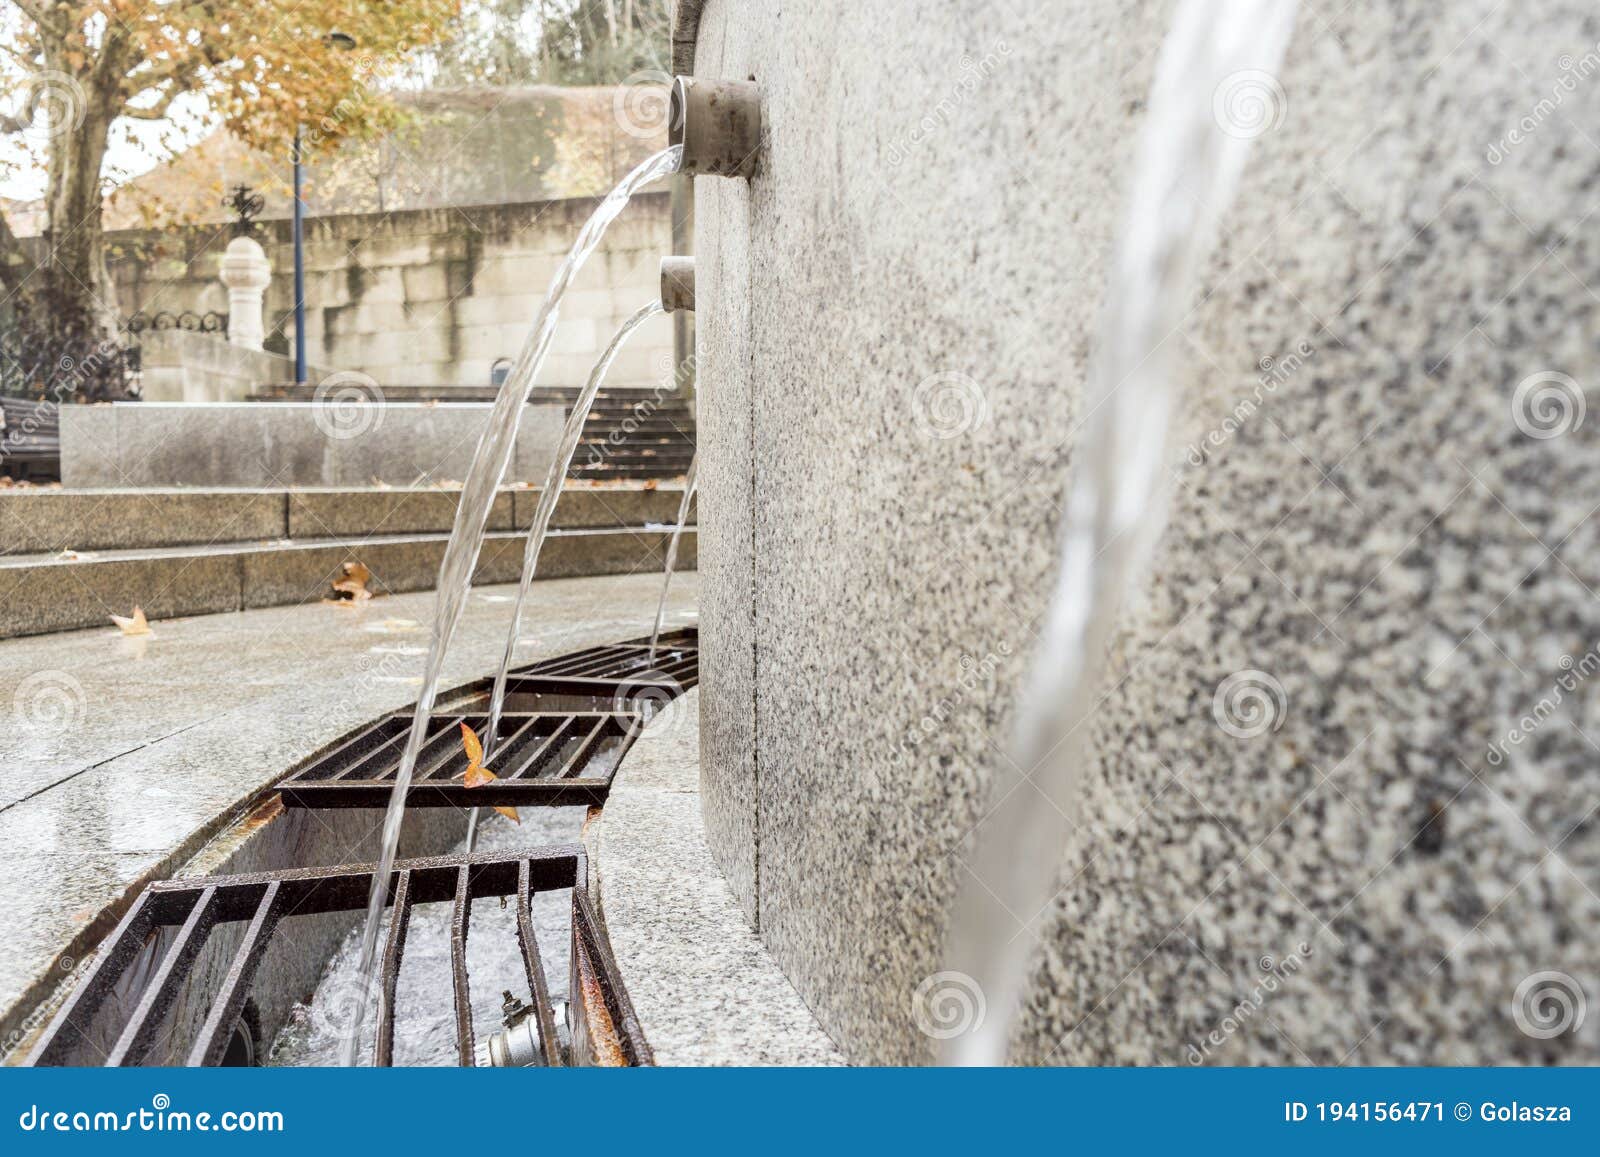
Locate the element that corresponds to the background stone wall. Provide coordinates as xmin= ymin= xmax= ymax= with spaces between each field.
xmin=693 ymin=0 xmax=1600 ymax=1066
xmin=94 ymin=193 xmax=673 ymax=389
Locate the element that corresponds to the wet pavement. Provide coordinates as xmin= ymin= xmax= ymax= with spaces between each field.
xmin=0 ymin=570 xmax=698 ymax=1051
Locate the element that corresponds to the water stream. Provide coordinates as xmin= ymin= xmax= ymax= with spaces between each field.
xmin=465 ymin=300 xmax=667 ymax=852
xmin=943 ymin=1 xmax=1300 ymax=1065
xmin=647 ymin=451 xmax=699 ymax=662
xmin=340 ymin=145 xmax=682 ymax=1065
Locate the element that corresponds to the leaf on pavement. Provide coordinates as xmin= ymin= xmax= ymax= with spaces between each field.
xmin=110 ymin=606 xmax=151 ymax=635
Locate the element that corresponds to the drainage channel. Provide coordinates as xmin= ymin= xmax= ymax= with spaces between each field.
xmin=19 ymin=629 xmax=696 ymax=1068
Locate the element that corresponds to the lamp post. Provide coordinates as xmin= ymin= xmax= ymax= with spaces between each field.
xmin=292 ymin=31 xmax=359 ymax=385
xmin=292 ymin=131 xmax=306 ymax=383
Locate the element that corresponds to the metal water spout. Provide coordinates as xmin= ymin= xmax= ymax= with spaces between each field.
xmin=660 ymin=257 xmax=696 ymax=313
xmin=669 ymin=77 xmax=761 ymax=178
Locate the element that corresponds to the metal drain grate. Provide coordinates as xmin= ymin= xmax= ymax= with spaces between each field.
xmin=275 ymin=711 xmax=640 ymax=809
xmin=505 ymin=627 xmax=698 ymax=698
xmin=24 ymin=848 xmax=650 ymax=1067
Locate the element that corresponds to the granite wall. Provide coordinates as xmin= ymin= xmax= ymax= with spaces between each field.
xmin=693 ymin=0 xmax=1600 ymax=1065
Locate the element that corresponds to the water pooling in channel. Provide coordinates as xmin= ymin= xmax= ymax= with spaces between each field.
xmin=944 ymin=2 xmax=1300 ymax=1065
xmin=340 ymin=145 xmax=682 ymax=1065
xmin=465 ymin=300 xmax=667 ymax=853
xmin=647 ymin=451 xmax=698 ymax=662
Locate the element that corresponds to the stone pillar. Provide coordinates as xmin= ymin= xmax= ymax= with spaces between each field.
xmin=219 ymin=235 xmax=271 ymax=351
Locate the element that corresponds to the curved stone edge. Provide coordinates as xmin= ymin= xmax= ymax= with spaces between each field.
xmin=586 ymin=687 xmax=843 ymax=1065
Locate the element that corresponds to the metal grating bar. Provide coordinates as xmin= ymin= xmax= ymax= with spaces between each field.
xmin=503 ymin=716 xmax=578 ymax=780
xmin=554 ymin=718 xmax=610 ymax=779
xmin=185 ymin=881 xmax=285 ymax=1066
xmin=450 ymin=864 xmax=474 ymax=1066
xmin=107 ymin=885 xmax=223 ymax=1067
xmin=515 ymin=861 xmax=562 ymax=1066
xmin=23 ymin=849 xmax=647 ymax=1067
xmin=374 ymin=869 xmax=414 ymax=1067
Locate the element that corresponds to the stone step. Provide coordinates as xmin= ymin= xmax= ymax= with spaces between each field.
xmin=0 ymin=525 xmax=697 ymax=640
xmin=0 ymin=484 xmax=694 ymax=555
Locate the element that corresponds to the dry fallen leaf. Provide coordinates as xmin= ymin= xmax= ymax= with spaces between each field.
xmin=110 ymin=606 xmax=151 ymax=635
xmin=459 ymin=722 xmax=519 ymax=824
xmin=327 ymin=560 xmax=374 ymax=604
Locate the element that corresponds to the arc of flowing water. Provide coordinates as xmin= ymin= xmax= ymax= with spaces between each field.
xmin=647 ymin=451 xmax=698 ymax=662
xmin=465 ymin=300 xmax=667 ymax=852
xmin=944 ymin=1 xmax=1300 ymax=1065
xmin=340 ymin=145 xmax=682 ymax=1066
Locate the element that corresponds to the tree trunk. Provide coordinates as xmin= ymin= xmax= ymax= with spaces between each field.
xmin=43 ymin=103 xmax=119 ymax=346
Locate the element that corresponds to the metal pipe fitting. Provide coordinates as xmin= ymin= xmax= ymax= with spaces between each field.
xmin=660 ymin=257 xmax=696 ymax=313
xmin=669 ymin=76 xmax=761 ymax=178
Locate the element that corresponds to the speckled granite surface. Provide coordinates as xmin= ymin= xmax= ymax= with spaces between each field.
xmin=588 ymin=689 xmax=843 ymax=1065
xmin=694 ymin=0 xmax=1600 ymax=1064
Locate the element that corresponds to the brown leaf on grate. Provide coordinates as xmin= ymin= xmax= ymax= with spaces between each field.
xmin=460 ymin=723 xmax=520 ymax=824
xmin=110 ymin=606 xmax=151 ymax=635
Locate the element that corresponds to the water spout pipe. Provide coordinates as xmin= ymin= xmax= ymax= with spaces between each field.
xmin=660 ymin=257 xmax=696 ymax=313
xmin=669 ymin=77 xmax=761 ymax=178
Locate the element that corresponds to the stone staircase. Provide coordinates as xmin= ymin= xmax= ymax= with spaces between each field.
xmin=246 ymin=384 xmax=697 ymax=482
xmin=0 ymin=483 xmax=694 ymax=640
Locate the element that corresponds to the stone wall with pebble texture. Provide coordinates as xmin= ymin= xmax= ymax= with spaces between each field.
xmin=693 ymin=0 xmax=1600 ymax=1065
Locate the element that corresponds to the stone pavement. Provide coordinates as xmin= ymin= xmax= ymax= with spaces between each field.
xmin=0 ymin=570 xmax=697 ymax=1050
